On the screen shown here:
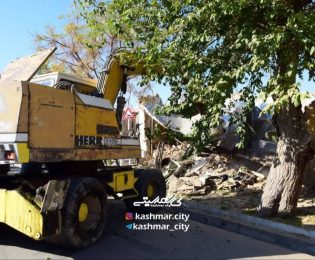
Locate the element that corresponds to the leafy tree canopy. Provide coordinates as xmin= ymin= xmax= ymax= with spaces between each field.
xmin=79 ymin=0 xmax=315 ymax=150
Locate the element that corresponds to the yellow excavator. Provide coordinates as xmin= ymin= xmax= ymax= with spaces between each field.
xmin=0 ymin=48 xmax=166 ymax=248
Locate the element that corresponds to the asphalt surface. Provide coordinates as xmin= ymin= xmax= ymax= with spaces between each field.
xmin=0 ymin=200 xmax=313 ymax=260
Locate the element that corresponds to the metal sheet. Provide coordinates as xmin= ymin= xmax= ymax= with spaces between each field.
xmin=75 ymin=105 xmax=119 ymax=137
xmin=41 ymin=180 xmax=69 ymax=213
xmin=76 ymin=92 xmax=113 ymax=109
xmin=0 ymin=48 xmax=56 ymax=82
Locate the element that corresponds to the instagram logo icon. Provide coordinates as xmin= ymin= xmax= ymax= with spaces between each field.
xmin=125 ymin=212 xmax=134 ymax=221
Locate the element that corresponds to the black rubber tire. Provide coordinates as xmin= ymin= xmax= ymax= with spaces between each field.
xmin=45 ymin=177 xmax=108 ymax=248
xmin=124 ymin=169 xmax=166 ymax=213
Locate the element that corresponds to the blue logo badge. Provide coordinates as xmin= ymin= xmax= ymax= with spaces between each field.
xmin=126 ymin=223 xmax=134 ymax=230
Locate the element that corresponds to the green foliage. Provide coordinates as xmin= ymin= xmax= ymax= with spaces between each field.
xmin=144 ymin=124 xmax=184 ymax=144
xmin=78 ymin=0 xmax=315 ymax=149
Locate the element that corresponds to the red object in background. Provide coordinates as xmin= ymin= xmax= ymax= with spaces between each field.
xmin=122 ymin=108 xmax=136 ymax=120
xmin=4 ymin=151 xmax=15 ymax=160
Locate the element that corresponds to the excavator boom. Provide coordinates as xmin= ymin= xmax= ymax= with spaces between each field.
xmin=98 ymin=54 xmax=144 ymax=105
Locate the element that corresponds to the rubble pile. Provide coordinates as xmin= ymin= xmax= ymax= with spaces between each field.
xmin=162 ymin=150 xmax=266 ymax=197
xmin=161 ymin=142 xmax=190 ymax=162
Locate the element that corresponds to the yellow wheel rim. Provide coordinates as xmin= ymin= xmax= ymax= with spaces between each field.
xmin=147 ymin=183 xmax=155 ymax=198
xmin=78 ymin=202 xmax=89 ymax=222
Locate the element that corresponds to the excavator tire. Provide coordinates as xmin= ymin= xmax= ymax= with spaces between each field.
xmin=45 ymin=177 xmax=108 ymax=248
xmin=124 ymin=169 xmax=166 ymax=213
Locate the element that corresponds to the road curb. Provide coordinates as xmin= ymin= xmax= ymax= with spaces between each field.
xmin=169 ymin=201 xmax=315 ymax=256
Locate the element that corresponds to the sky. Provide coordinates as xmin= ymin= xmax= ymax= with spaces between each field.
xmin=0 ymin=1 xmax=72 ymax=71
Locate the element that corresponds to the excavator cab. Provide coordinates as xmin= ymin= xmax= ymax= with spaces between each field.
xmin=31 ymin=71 xmax=97 ymax=95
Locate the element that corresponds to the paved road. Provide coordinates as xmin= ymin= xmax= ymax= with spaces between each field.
xmin=0 ymin=200 xmax=313 ymax=260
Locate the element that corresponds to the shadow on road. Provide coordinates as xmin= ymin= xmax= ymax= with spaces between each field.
xmin=0 ymin=199 xmax=311 ymax=259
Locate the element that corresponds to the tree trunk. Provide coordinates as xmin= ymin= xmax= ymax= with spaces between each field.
xmin=259 ymin=103 xmax=315 ymax=217
xmin=303 ymin=157 xmax=315 ymax=192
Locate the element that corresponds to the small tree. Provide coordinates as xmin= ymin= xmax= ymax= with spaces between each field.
xmin=33 ymin=11 xmax=118 ymax=78
xmin=79 ymin=0 xmax=315 ymax=216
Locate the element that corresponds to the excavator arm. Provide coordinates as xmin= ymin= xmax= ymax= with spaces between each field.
xmin=97 ymin=55 xmax=145 ymax=106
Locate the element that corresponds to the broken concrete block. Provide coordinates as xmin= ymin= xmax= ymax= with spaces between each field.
xmin=178 ymin=176 xmax=203 ymax=188
xmin=176 ymin=184 xmax=195 ymax=192
xmin=190 ymin=176 xmax=204 ymax=188
xmin=203 ymin=169 xmax=214 ymax=176
xmin=186 ymin=158 xmax=210 ymax=176
xmin=214 ymin=155 xmax=222 ymax=163
xmin=199 ymin=175 xmax=207 ymax=186
xmin=217 ymin=178 xmax=237 ymax=190
xmin=168 ymin=175 xmax=179 ymax=192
